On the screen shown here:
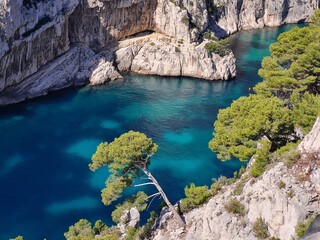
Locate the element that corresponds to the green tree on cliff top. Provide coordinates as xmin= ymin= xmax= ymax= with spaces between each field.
xmin=209 ymin=94 xmax=293 ymax=161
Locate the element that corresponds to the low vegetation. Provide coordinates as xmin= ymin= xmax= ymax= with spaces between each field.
xmin=205 ymin=38 xmax=231 ymax=56
xmin=224 ymin=198 xmax=245 ymax=216
xmin=10 ymin=237 xmax=24 ymax=240
xmin=180 ymin=183 xmax=211 ymax=213
xmin=253 ymin=218 xmax=270 ymax=239
xmin=277 ymin=180 xmax=286 ymax=189
xmin=64 ymin=219 xmax=121 ymax=240
xmin=295 ymin=215 xmax=316 ymax=239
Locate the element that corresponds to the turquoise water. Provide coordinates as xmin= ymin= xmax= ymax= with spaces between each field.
xmin=0 ymin=24 xmax=301 ymax=239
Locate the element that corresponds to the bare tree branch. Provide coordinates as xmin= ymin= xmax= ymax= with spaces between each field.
xmin=148 ymin=192 xmax=161 ymax=199
xmin=133 ymin=182 xmax=154 ymax=187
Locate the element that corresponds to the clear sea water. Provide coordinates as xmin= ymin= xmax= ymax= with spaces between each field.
xmin=0 ymin=24 xmax=302 ymax=239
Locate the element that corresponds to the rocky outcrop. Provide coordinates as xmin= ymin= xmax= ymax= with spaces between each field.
xmin=211 ymin=0 xmax=318 ymax=36
xmin=154 ymin=164 xmax=319 ymax=240
xmin=129 ymin=40 xmax=235 ymax=80
xmin=153 ymin=118 xmax=320 ymax=240
xmin=298 ymin=117 xmax=320 ymax=154
xmin=296 ymin=117 xmax=320 ymax=193
xmin=0 ymin=0 xmax=237 ymax=106
xmin=0 ymin=46 xmax=121 ymax=104
xmin=0 ymin=0 xmax=318 ymax=105
xmin=118 ymin=207 xmax=140 ymax=235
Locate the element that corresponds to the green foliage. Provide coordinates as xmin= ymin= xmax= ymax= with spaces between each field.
xmin=252 ymin=218 xmax=269 ymax=239
xmin=101 ymin=178 xmax=129 ymax=205
xmin=311 ymin=9 xmax=320 ymax=26
xmin=209 ymin=94 xmax=293 ymax=161
xmin=224 ymin=198 xmax=245 ymax=216
xmin=139 ymin=211 xmax=157 ymax=239
xmin=180 ymin=183 xmax=211 ymax=213
xmin=250 ymin=140 xmax=271 ymax=177
xmin=275 ymin=142 xmax=300 ymax=158
xmin=210 ymin=180 xmax=223 ymax=195
xmin=64 ymin=219 xmax=94 ymax=240
xmin=203 ymin=30 xmax=218 ymax=41
xmin=211 ymin=172 xmax=245 ymax=194
xmin=90 ymin=131 xmax=158 ymax=172
xmin=233 ymin=166 xmax=246 ymax=179
xmin=90 ymin=131 xmax=185 ymax=227
xmin=125 ymin=227 xmax=138 ymax=240
xmin=233 ymin=180 xmax=245 ymax=195
xmin=255 ymin=22 xmax=320 ymax=98
xmin=283 ymin=149 xmax=301 ymax=168
xmin=287 ymin=190 xmax=295 ymax=198
xmin=90 ymin=131 xmax=157 ymax=206
xmin=210 ymin=11 xmax=320 ymax=169
xmin=292 ymin=93 xmax=320 ymax=134
xmin=93 ymin=220 xmax=106 ymax=235
xmin=296 ymin=215 xmax=316 ymax=239
xmin=175 ymin=47 xmax=181 ymax=53
xmin=65 ymin=219 xmax=120 ymax=240
xmin=99 ymin=226 xmax=121 ymax=240
xmin=205 ymin=39 xmax=231 ymax=56
xmin=277 ymin=180 xmax=286 ymax=189
xmin=10 ymin=237 xmax=24 ymax=240
xmin=111 ymin=191 xmax=148 ymax=223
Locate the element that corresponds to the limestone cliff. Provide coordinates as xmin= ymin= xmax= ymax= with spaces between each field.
xmin=153 ymin=118 xmax=320 ymax=240
xmin=0 ymin=0 xmax=318 ymax=105
xmin=211 ymin=0 xmax=318 ymax=36
xmin=0 ymin=0 xmax=236 ymax=105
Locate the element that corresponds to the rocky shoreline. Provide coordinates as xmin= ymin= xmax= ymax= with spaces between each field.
xmin=152 ymin=118 xmax=320 ymax=240
xmin=0 ymin=0 xmax=317 ymax=105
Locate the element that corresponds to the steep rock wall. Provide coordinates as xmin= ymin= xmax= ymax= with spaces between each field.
xmin=0 ymin=0 xmax=318 ymax=105
xmin=212 ymin=0 xmax=318 ymax=36
xmin=0 ymin=0 xmax=78 ymax=92
xmin=153 ymin=118 xmax=320 ymax=240
xmin=68 ymin=0 xmax=157 ymax=50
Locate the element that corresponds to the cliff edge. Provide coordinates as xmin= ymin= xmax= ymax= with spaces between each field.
xmin=153 ymin=117 xmax=320 ymax=240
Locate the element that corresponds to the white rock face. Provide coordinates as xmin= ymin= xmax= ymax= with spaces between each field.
xmin=298 ymin=117 xmax=320 ymax=154
xmin=117 ymin=207 xmax=141 ymax=235
xmin=153 ymin=120 xmax=320 ymax=239
xmin=212 ymin=0 xmax=318 ymax=36
xmin=0 ymin=46 xmax=122 ymax=105
xmin=297 ymin=117 xmax=320 ymax=192
xmin=154 ymin=164 xmax=319 ymax=239
xmin=89 ymin=51 xmax=123 ymax=85
xmin=129 ymin=40 xmax=235 ymax=80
